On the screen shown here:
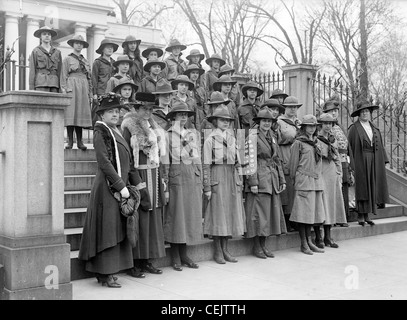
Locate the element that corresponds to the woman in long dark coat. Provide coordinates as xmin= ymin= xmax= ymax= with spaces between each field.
xmin=163 ymin=102 xmax=203 ymax=271
xmin=348 ymin=99 xmax=390 ymax=226
xmin=122 ymin=35 xmax=144 ymax=89
xmin=245 ymin=108 xmax=287 ymax=259
xmin=79 ymin=94 xmax=139 ymax=288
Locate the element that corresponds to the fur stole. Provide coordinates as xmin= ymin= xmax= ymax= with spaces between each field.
xmin=121 ymin=112 xmax=165 ymax=168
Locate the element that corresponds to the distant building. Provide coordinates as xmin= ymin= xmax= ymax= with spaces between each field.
xmin=1 ymin=0 xmax=166 ymax=90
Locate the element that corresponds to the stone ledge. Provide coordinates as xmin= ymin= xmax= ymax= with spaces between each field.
xmin=0 ymin=235 xmax=67 ymax=249
xmin=1 ymin=283 xmax=72 ymax=301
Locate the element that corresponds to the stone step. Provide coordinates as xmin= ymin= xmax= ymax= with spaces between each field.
xmin=65 ymin=208 xmax=87 ymax=229
xmin=65 ymin=228 xmax=83 ymax=252
xmin=64 ymin=175 xmax=95 ymax=192
xmin=65 ymin=161 xmax=97 ymax=176
xmin=65 ymin=191 xmax=91 ymax=209
xmin=64 ymin=148 xmax=95 ymax=161
xmin=348 ymin=203 xmax=405 ymax=222
xmin=70 ymin=216 xmax=407 ymax=281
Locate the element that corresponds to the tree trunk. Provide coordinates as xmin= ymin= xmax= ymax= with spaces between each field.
xmin=359 ymin=0 xmax=369 ymax=100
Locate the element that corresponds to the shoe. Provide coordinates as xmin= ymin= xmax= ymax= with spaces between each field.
xmin=308 ymin=241 xmax=325 ymax=253
xmin=377 ymin=203 xmax=386 ymax=209
xmin=366 ymin=220 xmax=375 ymax=226
xmin=181 ymin=260 xmax=199 ymax=269
xmin=301 ymin=245 xmax=313 ymax=255
xmin=141 ymin=263 xmax=163 ymax=275
xmin=339 ymin=223 xmax=349 ymax=228
xmin=358 ymin=222 xmax=366 ymax=227
xmin=127 ymin=268 xmax=145 ymax=279
xmin=97 ymin=275 xmax=118 ymax=283
xmin=213 ymin=238 xmax=226 ymax=264
xmin=253 ymin=249 xmax=267 ymax=259
xmin=65 ymin=143 xmax=73 ymax=150
xmin=172 ymin=263 xmax=183 ymax=272
xmin=77 ymin=140 xmax=87 ymax=151
xmin=324 ymin=239 xmax=339 ymax=249
xmin=315 ymin=238 xmax=325 ymax=249
xmin=262 ymin=248 xmax=275 ymax=258
xmin=101 ymin=275 xmax=121 ymax=288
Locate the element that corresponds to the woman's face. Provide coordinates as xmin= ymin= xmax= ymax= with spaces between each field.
xmin=103 ymin=45 xmax=114 ymax=56
xmin=174 ymin=112 xmax=189 ymax=127
xmin=159 ymin=93 xmax=171 ymax=105
xmin=172 ymin=47 xmax=181 ymax=56
xmin=120 ymin=85 xmax=133 ymax=100
xmin=189 ymin=71 xmax=200 ymax=82
xmin=247 ymin=89 xmax=258 ymax=100
xmin=191 ymin=56 xmax=201 ymax=64
xmin=148 ymin=51 xmax=159 ymax=60
xmin=40 ymin=32 xmax=52 ymax=44
xmin=212 ymin=60 xmax=221 ymax=70
xmin=285 ymin=106 xmax=298 ymax=118
xmin=359 ymin=109 xmax=371 ymax=122
xmin=221 ymin=84 xmax=232 ymax=94
xmin=216 ymin=118 xmax=231 ymax=131
xmin=101 ymin=108 xmax=120 ymax=127
xmin=138 ymin=105 xmax=154 ymax=120
xmin=150 ymin=64 xmax=162 ymax=76
xmin=270 ymin=107 xmax=280 ymax=120
xmin=73 ymin=42 xmax=84 ymax=52
xmin=327 ymin=109 xmax=339 ymax=120
xmin=305 ymin=124 xmax=317 ymax=136
xmin=178 ymin=83 xmax=189 ymax=95
xmin=321 ymin=122 xmax=333 ymax=135
xmin=118 ymin=63 xmax=130 ymax=74
xmin=128 ymin=42 xmax=138 ymax=52
xmin=259 ymin=119 xmax=273 ymax=132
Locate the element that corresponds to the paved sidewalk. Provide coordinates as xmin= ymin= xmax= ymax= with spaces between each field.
xmin=73 ymin=231 xmax=407 ymax=300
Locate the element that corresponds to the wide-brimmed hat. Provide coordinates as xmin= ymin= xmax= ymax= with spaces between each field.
xmin=261 ymin=99 xmax=285 ymax=114
xmin=253 ymin=107 xmax=275 ymax=123
xmin=144 ymin=58 xmax=166 ymax=72
xmin=96 ymin=93 xmax=123 ymax=115
xmin=208 ymin=105 xmax=234 ymax=122
xmin=205 ymin=53 xmax=226 ymax=67
xmin=113 ymin=55 xmax=134 ymax=68
xmin=351 ymin=99 xmax=379 ymax=118
xmin=207 ymin=92 xmax=231 ymax=106
xmin=96 ymin=39 xmax=119 ymax=55
xmin=166 ymin=39 xmax=187 ymax=52
xmin=186 ymin=49 xmax=205 ymax=62
xmin=113 ymin=79 xmax=139 ymax=94
xmin=171 ymin=75 xmax=195 ymax=91
xmin=318 ymin=113 xmax=338 ymax=124
xmin=152 ymin=81 xmax=177 ymax=95
xmin=270 ymin=89 xmax=289 ymax=100
xmin=183 ymin=64 xmax=205 ymax=78
xmin=242 ymin=81 xmax=264 ymax=98
xmin=213 ymin=75 xmax=237 ymax=92
xmin=322 ymin=96 xmax=341 ymax=113
xmin=218 ymin=64 xmax=235 ymax=77
xmin=142 ymin=46 xmax=164 ymax=59
xmin=300 ymin=114 xmax=318 ymax=126
xmin=166 ymin=101 xmax=195 ymax=120
xmin=67 ymin=35 xmax=89 ymax=48
xmin=34 ymin=26 xmax=58 ymax=39
xmin=282 ymin=96 xmax=303 ymax=108
xmin=122 ymin=35 xmax=141 ymax=48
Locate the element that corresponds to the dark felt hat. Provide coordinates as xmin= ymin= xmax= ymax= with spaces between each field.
xmin=166 ymin=39 xmax=187 ymax=52
xmin=183 ymin=64 xmax=205 ymax=78
xmin=253 ymin=107 xmax=275 ymax=123
xmin=242 ymin=81 xmax=264 ymax=98
xmin=318 ymin=113 xmax=338 ymax=124
xmin=261 ymin=99 xmax=285 ymax=114
xmin=213 ymin=75 xmax=237 ymax=92
xmin=113 ymin=55 xmax=134 ymax=68
xmin=208 ymin=105 xmax=234 ymax=122
xmin=166 ymin=101 xmax=195 ymax=120
xmin=351 ymin=99 xmax=379 ymax=118
xmin=282 ymin=96 xmax=303 ymax=108
xmin=152 ymin=81 xmax=177 ymax=95
xmin=142 ymin=46 xmax=164 ymax=59
xmin=113 ymin=79 xmax=139 ymax=94
xmin=300 ymin=114 xmax=318 ymax=126
xmin=122 ymin=35 xmax=142 ymax=48
xmin=270 ymin=89 xmax=289 ymax=100
xmin=34 ymin=26 xmax=58 ymax=38
xmin=96 ymin=39 xmax=119 ymax=55
xmin=186 ymin=49 xmax=205 ymax=62
xmin=207 ymin=92 xmax=231 ymax=106
xmin=205 ymin=53 xmax=226 ymax=67
xmin=144 ymin=58 xmax=166 ymax=72
xmin=171 ymin=75 xmax=195 ymax=91
xmin=67 ymin=35 xmax=89 ymax=48
xmin=96 ymin=93 xmax=123 ymax=115
xmin=218 ymin=64 xmax=235 ymax=78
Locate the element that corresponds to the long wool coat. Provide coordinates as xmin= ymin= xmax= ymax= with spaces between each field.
xmin=163 ymin=126 xmax=203 ymax=244
xmin=245 ymin=130 xmax=287 ymax=237
xmin=348 ymin=120 xmax=389 ymax=214
xmin=79 ymin=122 xmax=137 ymax=274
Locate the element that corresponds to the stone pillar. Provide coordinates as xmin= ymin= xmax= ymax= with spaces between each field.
xmin=26 ymin=16 xmax=42 ymax=90
xmin=282 ymin=64 xmax=318 ymax=119
xmin=4 ymin=13 xmax=20 ymax=91
xmin=74 ymin=23 xmax=92 ymax=59
xmin=0 ymin=91 xmax=72 ymax=300
xmin=91 ymin=25 xmax=108 ymax=63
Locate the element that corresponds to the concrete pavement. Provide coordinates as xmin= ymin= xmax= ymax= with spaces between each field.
xmin=73 ymin=231 xmax=407 ymax=300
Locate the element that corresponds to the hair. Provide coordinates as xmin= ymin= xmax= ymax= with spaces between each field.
xmin=297 ymin=125 xmax=318 ymax=139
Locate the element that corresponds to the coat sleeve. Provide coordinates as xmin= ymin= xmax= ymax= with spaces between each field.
xmin=94 ymin=130 xmax=126 ymax=193
xmin=29 ymin=50 xmax=36 ymax=90
xmin=347 ymin=125 xmax=357 ymax=172
xmin=57 ymin=51 xmax=63 ymax=91
xmin=60 ymin=58 xmax=70 ymax=92
xmin=289 ymin=141 xmax=301 ymax=183
xmin=202 ymin=136 xmax=213 ymax=192
xmin=91 ymin=60 xmax=99 ymax=96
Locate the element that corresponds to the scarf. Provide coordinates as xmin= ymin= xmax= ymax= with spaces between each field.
xmin=297 ymin=136 xmax=322 ymax=163
xmin=318 ymin=135 xmax=336 ymax=162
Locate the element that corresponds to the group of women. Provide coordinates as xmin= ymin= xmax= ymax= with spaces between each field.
xmin=28 ymin=27 xmax=390 ymax=289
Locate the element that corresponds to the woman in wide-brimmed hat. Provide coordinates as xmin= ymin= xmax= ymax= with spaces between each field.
xmin=163 ymin=39 xmax=188 ymax=82
xmin=277 ymin=96 xmax=303 ymax=232
xmin=29 ymin=26 xmax=62 ymax=92
xmin=140 ymin=58 xmax=167 ymax=94
xmin=289 ymin=114 xmax=326 ymax=256
xmin=322 ymin=97 xmax=351 ymax=227
xmin=79 ymin=93 xmax=141 ymax=288
xmin=105 ymin=55 xmax=133 ymax=93
xmin=348 ymin=99 xmax=389 ymax=226
xmin=203 ymin=105 xmax=246 ymax=265
xmin=213 ymin=75 xmax=240 ymax=131
xmin=270 ymin=89 xmax=289 ymax=104
xmin=112 ymin=78 xmax=139 ymax=131
xmin=238 ymin=81 xmax=264 ymax=136
xmin=151 ymin=80 xmax=177 ymax=130
xmin=204 ymin=53 xmax=226 ymax=96
xmin=61 ymin=35 xmax=92 ymax=151
xmin=244 ymin=107 xmax=287 ymax=259
xmin=184 ymin=64 xmax=207 ymax=128
xmin=122 ymin=35 xmax=144 ymax=89
xmin=162 ymin=101 xmax=203 ymax=272
xmin=312 ymin=113 xmax=346 ymax=250
xmin=261 ymin=99 xmax=285 ymax=135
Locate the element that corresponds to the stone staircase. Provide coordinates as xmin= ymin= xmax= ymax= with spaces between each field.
xmin=64 ymin=149 xmax=407 ymax=281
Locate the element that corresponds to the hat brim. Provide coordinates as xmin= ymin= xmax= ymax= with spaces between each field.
xmin=113 ymin=59 xmax=134 ymax=68
xmin=206 ymin=58 xmax=226 ymax=67
xmin=142 ymin=48 xmax=164 ymax=59
xmin=122 ymin=39 xmax=142 ymax=48
xmin=318 ymin=119 xmax=338 ymax=124
xmin=253 ymin=116 xmax=275 ymax=123
xmin=96 ymin=104 xmax=124 ymax=115
xmin=186 ymin=54 xmax=205 ymax=61
xmin=262 ymin=103 xmax=285 ymax=114
xmin=96 ymin=43 xmax=119 ymax=55
xmin=207 ymin=99 xmax=231 ymax=106
xmin=242 ymin=87 xmax=264 ymax=98
xmin=34 ymin=29 xmax=58 ymax=39
xmin=283 ymin=103 xmax=303 ymax=108
xmin=219 ymin=70 xmax=236 ymax=77
xmin=67 ymin=39 xmax=89 ymax=49
xmin=207 ymin=115 xmax=234 ymax=122
xmin=300 ymin=122 xmax=318 ymax=127
xmin=166 ymin=110 xmax=195 ymax=120
xmin=144 ymin=61 xmax=166 ymax=72
xmin=113 ymin=82 xmax=139 ymax=93
xmin=270 ymin=93 xmax=289 ymax=100
xmin=172 ymin=80 xmax=195 ymax=91
xmin=183 ymin=68 xmax=205 ymax=77
xmin=152 ymin=89 xmax=177 ymax=95
xmin=351 ymin=105 xmax=379 ymax=118
xmin=166 ymin=45 xmax=187 ymax=52
xmin=213 ymin=82 xmax=237 ymax=92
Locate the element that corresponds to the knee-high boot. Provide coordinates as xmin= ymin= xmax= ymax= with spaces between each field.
xmin=253 ymin=236 xmax=267 ymax=259
xmin=324 ymin=225 xmax=339 ymax=248
xmin=66 ymin=126 xmax=74 ymax=150
xmin=259 ymin=236 xmax=275 ymax=258
xmin=306 ymin=225 xmax=324 ymax=253
xmin=75 ymin=127 xmax=87 ymax=151
xmin=213 ymin=237 xmax=226 ymax=264
xmin=221 ymin=237 xmax=238 ymax=263
xmin=170 ymin=244 xmax=183 ymax=271
xmin=299 ymin=223 xmax=313 ymax=255
xmin=313 ymin=225 xmax=324 ymax=249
